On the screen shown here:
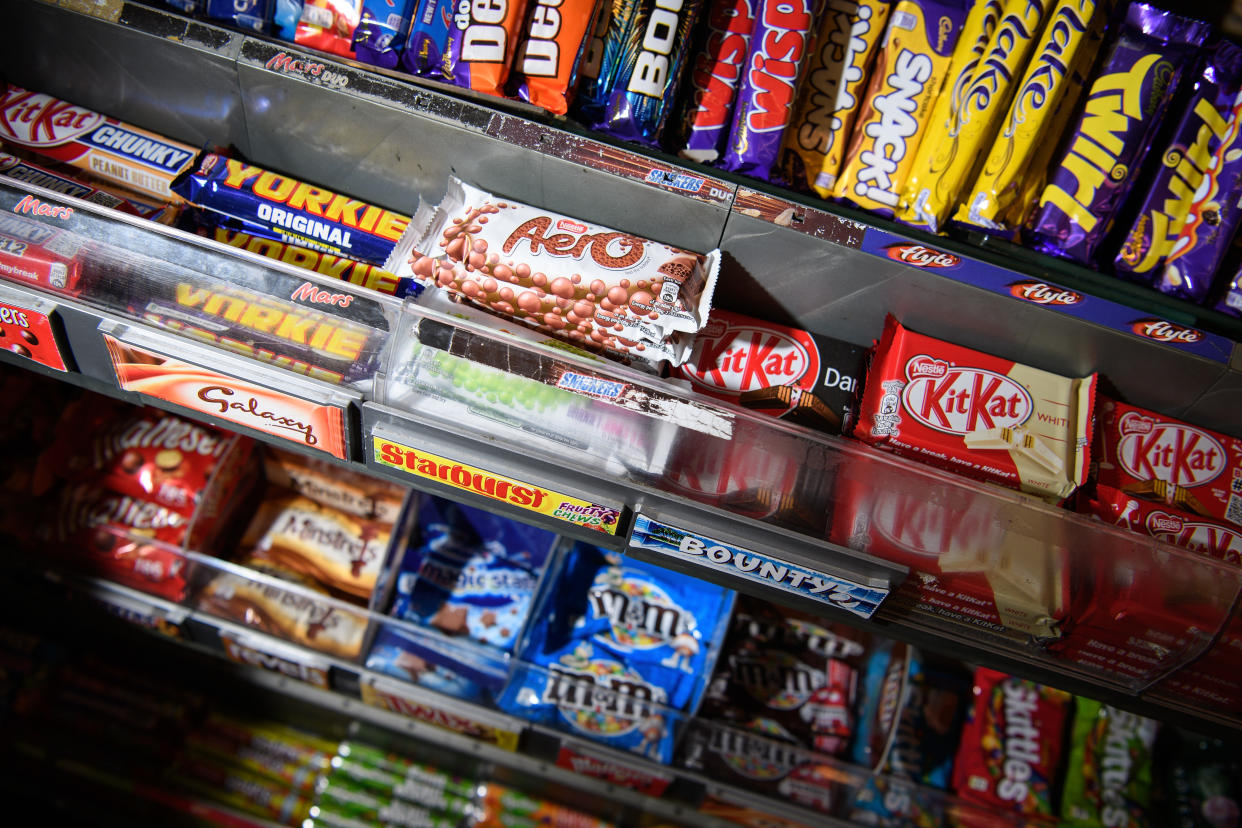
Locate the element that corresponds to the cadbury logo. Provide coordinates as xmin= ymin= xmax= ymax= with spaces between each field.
xmin=1130 ymin=318 xmax=1204 ymax=344
xmin=884 ymin=243 xmax=960 ymax=268
xmin=1008 ymin=281 xmax=1082 ymax=306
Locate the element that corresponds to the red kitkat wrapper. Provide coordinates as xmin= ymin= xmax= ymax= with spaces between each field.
xmin=1081 ymin=483 xmax=1242 ymax=565
xmin=951 ymin=667 xmax=1071 ymax=823
xmin=1093 ymin=395 xmax=1242 ymax=529
xmin=854 ymin=315 xmax=1096 ymax=502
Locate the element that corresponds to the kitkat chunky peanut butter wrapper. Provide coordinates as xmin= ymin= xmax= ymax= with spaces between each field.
xmin=718 ymin=0 xmax=821 ymax=181
xmin=778 ymin=0 xmax=893 ymax=196
xmin=1028 ymin=3 xmax=1211 ymax=265
xmin=389 ymin=176 xmax=719 ymax=366
xmin=1115 ymin=39 xmax=1242 ymax=303
xmin=954 ymin=0 xmax=1110 ymax=237
xmin=854 ymin=315 xmax=1095 ymax=502
xmin=899 ymin=0 xmax=1053 ymax=234
xmin=830 ymin=0 xmax=968 ymax=216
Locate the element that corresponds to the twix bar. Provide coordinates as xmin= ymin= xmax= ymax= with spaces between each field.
xmin=854 ymin=315 xmax=1096 ymax=501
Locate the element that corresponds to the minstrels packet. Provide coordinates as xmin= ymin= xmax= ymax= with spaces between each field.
xmin=172 ymin=154 xmax=411 ymax=267
xmin=854 ymin=315 xmax=1096 ymax=501
xmin=1028 ymin=3 xmax=1210 ymax=265
xmin=594 ymin=0 xmax=705 ymax=145
xmin=779 ymin=0 xmax=893 ymax=197
xmin=670 ymin=0 xmax=759 ymax=164
xmin=899 ymin=0 xmax=1052 ymax=233
xmin=718 ymin=0 xmax=822 ymax=181
xmin=955 ymin=0 xmax=1111 ymax=236
xmin=830 ymin=0 xmax=968 ymax=216
xmin=1115 ymin=39 xmax=1242 ymax=302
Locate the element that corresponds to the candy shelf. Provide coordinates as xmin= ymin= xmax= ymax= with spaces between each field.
xmin=4 ymin=0 xmax=1242 ymax=739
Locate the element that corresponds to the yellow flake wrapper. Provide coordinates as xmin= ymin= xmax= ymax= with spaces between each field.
xmin=900 ymin=0 xmax=1053 ymax=232
xmin=831 ymin=0 xmax=968 ymax=215
xmin=779 ymin=0 xmax=893 ymax=197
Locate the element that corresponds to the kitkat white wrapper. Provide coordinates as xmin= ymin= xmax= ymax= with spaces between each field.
xmin=388 ymin=176 xmax=718 ymax=366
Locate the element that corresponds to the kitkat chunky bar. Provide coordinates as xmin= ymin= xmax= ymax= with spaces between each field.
xmin=0 ymin=85 xmax=197 ymax=204
xmin=854 ymin=315 xmax=1095 ymax=501
xmin=830 ymin=0 xmax=968 ymax=216
xmin=172 ymin=154 xmax=411 ymax=267
xmin=1028 ymin=4 xmax=1210 ymax=265
xmin=1091 ymin=396 xmax=1242 ymax=528
xmin=391 ymin=176 xmax=718 ymax=364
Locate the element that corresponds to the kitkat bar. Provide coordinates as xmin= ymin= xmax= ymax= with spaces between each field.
xmin=0 ymin=85 xmax=197 ymax=205
xmin=668 ymin=308 xmax=865 ymax=435
xmin=1092 ymin=396 xmax=1242 ymax=529
xmin=950 ymin=668 xmax=1072 ymax=824
xmin=854 ymin=315 xmax=1096 ymax=502
xmin=831 ymin=474 xmax=1069 ymax=638
xmin=1080 ymin=484 xmax=1242 ymax=565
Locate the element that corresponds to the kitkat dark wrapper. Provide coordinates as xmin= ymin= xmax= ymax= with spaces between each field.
xmin=1114 ymin=39 xmax=1242 ymax=302
xmin=171 ymin=153 xmax=410 ymax=268
xmin=1029 ymin=3 xmax=1211 ymax=265
xmin=670 ymin=0 xmax=759 ymax=163
xmin=719 ymin=0 xmax=820 ymax=179
xmin=594 ymin=0 xmax=705 ymax=145
xmin=510 ymin=0 xmax=602 ymax=114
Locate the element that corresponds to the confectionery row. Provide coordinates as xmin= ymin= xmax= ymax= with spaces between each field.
xmin=0 ymin=76 xmax=1241 ymax=720
xmin=2 ymin=366 xmax=1239 ymax=828
xmin=134 ymin=0 xmax=1242 ymax=318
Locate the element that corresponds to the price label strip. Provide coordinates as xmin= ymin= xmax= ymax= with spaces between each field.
xmin=554 ymin=740 xmax=672 ymax=796
xmin=220 ymin=630 xmax=332 ymax=690
xmin=629 ymin=514 xmax=889 ymax=620
xmin=360 ymin=675 xmax=522 ymax=751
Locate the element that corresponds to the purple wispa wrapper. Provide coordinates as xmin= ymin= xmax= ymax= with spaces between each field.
xmin=671 ymin=0 xmax=760 ymax=163
xmin=1214 ymin=265 xmax=1242 ymax=318
xmin=1029 ymin=3 xmax=1212 ymax=265
xmin=719 ymin=0 xmax=821 ymax=179
xmin=595 ymin=0 xmax=706 ymax=145
xmin=1113 ymin=39 xmax=1242 ymax=301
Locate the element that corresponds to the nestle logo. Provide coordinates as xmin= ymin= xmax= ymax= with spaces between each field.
xmin=906 ymin=356 xmax=949 ymax=379
xmin=557 ymin=218 xmax=588 ymax=234
xmin=1008 ymin=281 xmax=1082 ymax=306
xmin=1130 ymin=318 xmax=1204 ymax=344
xmin=884 ymin=243 xmax=960 ymax=269
xmin=1148 ymin=513 xmax=1184 ymax=533
xmin=1118 ymin=412 xmax=1155 ymax=436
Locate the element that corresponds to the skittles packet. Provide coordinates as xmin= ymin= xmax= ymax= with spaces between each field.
xmin=498 ymin=542 xmax=734 ymax=763
xmin=719 ymin=0 xmax=822 ymax=181
xmin=955 ymin=0 xmax=1111 ymax=237
xmin=950 ymin=667 xmax=1072 ymax=822
xmin=1114 ymin=39 xmax=1242 ymax=303
xmin=899 ymin=0 xmax=1052 ymax=234
xmin=779 ymin=0 xmax=893 ymax=197
xmin=831 ymin=0 xmax=969 ymax=216
xmin=1059 ymin=698 xmax=1159 ymax=828
xmin=1028 ymin=3 xmax=1211 ymax=265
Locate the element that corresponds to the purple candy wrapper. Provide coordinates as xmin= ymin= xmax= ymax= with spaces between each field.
xmin=205 ymin=0 xmax=270 ymax=32
xmin=354 ymin=0 xmax=417 ymax=69
xmin=594 ymin=0 xmax=705 ymax=145
xmin=1114 ymin=39 xmax=1242 ymax=304
xmin=671 ymin=0 xmax=760 ymax=163
xmin=402 ymin=0 xmax=455 ymax=77
xmin=1029 ymin=3 xmax=1211 ymax=265
xmin=1215 ymin=266 xmax=1242 ymax=318
xmin=719 ymin=0 xmax=821 ymax=179
xmin=572 ymin=0 xmax=638 ymax=124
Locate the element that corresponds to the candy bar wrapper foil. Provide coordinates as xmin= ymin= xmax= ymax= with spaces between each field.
xmin=950 ymin=668 xmax=1072 ymax=821
xmin=401 ymin=0 xmax=456 ymax=76
xmin=1216 ymin=262 xmax=1242 ymax=318
xmin=205 ymin=0 xmax=272 ymax=32
xmin=899 ymin=0 xmax=1053 ymax=234
xmin=1059 ymin=699 xmax=1158 ymax=828
xmin=830 ymin=0 xmax=969 ymax=216
xmin=778 ymin=0 xmax=893 ymax=197
xmin=955 ymin=0 xmax=1112 ymax=236
xmin=571 ymin=0 xmax=640 ymax=125
xmin=1028 ymin=3 xmax=1211 ymax=265
xmin=718 ymin=0 xmax=823 ymax=180
xmin=353 ymin=0 xmax=417 ymax=69
xmin=497 ymin=543 xmax=735 ymax=764
xmin=388 ymin=177 xmax=718 ymax=365
xmin=275 ymin=0 xmax=362 ymax=59
xmin=448 ymin=0 xmax=534 ymax=97
xmin=1143 ymin=41 xmax=1242 ymax=303
xmin=669 ymin=0 xmax=760 ymax=164
xmin=594 ymin=0 xmax=705 ymax=145
xmin=509 ymin=0 xmax=603 ymax=114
